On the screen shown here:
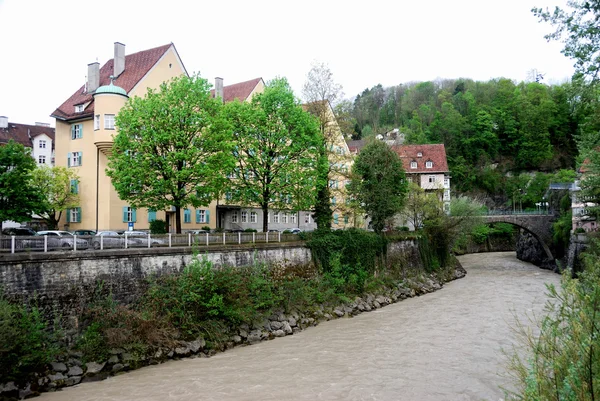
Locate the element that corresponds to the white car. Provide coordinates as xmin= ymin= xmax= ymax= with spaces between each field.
xmin=34 ymin=230 xmax=90 ymax=250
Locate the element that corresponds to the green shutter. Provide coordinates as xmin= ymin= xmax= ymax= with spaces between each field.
xmin=333 ymin=214 xmax=339 ymax=224
xmin=71 ymin=125 xmax=76 ymax=140
xmin=67 ymin=153 xmax=71 ymax=167
xmin=344 ymin=214 xmax=349 ymax=224
xmin=123 ymin=207 xmax=128 ymax=222
xmin=148 ymin=209 xmax=156 ymax=222
xmin=76 ymin=207 xmax=82 ymax=223
xmin=206 ymin=210 xmax=210 ymax=223
xmin=66 ymin=209 xmax=71 ymax=223
xmin=132 ymin=208 xmax=137 ymax=222
xmin=78 ymin=151 xmax=83 ymax=166
xmin=70 ymin=179 xmax=78 ymax=194
xmin=78 ymin=124 xmax=83 ymax=138
xmin=184 ymin=209 xmax=190 ymax=223
xmin=196 ymin=209 xmax=200 ymax=223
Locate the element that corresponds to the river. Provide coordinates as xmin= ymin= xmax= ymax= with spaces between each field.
xmin=38 ymin=252 xmax=561 ymax=401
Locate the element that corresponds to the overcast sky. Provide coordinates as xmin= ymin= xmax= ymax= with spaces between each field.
xmin=0 ymin=0 xmax=575 ymax=126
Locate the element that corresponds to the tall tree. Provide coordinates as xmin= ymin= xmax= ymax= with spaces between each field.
xmin=223 ymin=77 xmax=322 ymax=232
xmin=31 ymin=166 xmax=80 ymax=229
xmin=0 ymin=140 xmax=44 ymax=228
xmin=350 ymin=140 xmax=408 ymax=233
xmin=302 ymin=61 xmax=347 ymax=231
xmin=107 ymin=74 xmax=233 ymax=234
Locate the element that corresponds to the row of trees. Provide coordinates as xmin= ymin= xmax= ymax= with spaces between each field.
xmin=0 ymin=140 xmax=80 ymax=230
xmin=108 ymin=75 xmax=324 ymax=234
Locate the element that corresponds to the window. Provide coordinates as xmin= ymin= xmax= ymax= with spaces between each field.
xmin=290 ymin=213 xmax=296 ymax=224
xmin=417 ymin=152 xmax=422 ymax=157
xmin=250 ymin=211 xmax=257 ymax=223
xmin=345 ymin=180 xmax=351 ymax=188
xmin=282 ymin=212 xmax=288 ymax=224
xmin=104 ymin=114 xmax=115 ymax=130
xmin=274 ymin=212 xmax=279 ymax=223
xmin=425 ymin=160 xmax=433 ymax=168
xmin=333 ymin=214 xmax=339 ymax=224
xmin=329 ymin=180 xmax=337 ymax=189
xmin=304 ymin=213 xmax=311 ymax=224
xmin=39 ymin=140 xmax=46 ymax=149
xmin=67 ymin=152 xmax=83 ymax=167
xmin=331 ymin=196 xmax=336 ymax=205
xmin=196 ymin=209 xmax=210 ymax=223
xmin=241 ymin=211 xmax=248 ymax=223
xmin=344 ymin=214 xmax=349 ymax=224
xmin=225 ymin=192 xmax=232 ymax=201
xmin=410 ymin=161 xmax=417 ymax=169
xmin=67 ymin=207 xmax=81 ymax=223
xmin=429 ymin=175 xmax=436 ymax=183
xmin=148 ymin=209 xmax=156 ymax=222
xmin=71 ymin=124 xmax=83 ymax=140
xmin=75 ymin=104 xmax=84 ymax=113
xmin=231 ymin=211 xmax=238 ymax=223
xmin=123 ymin=207 xmax=136 ymax=223
xmin=184 ymin=209 xmax=191 ymax=223
xmin=70 ymin=179 xmax=79 ymax=194
xmin=38 ymin=155 xmax=46 ymax=164
xmin=94 ymin=115 xmax=100 ymax=130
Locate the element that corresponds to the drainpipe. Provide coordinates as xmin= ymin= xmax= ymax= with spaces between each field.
xmin=96 ymin=148 xmax=99 ymax=232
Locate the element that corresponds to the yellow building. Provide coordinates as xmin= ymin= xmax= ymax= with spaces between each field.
xmin=51 ymin=42 xmax=190 ymax=232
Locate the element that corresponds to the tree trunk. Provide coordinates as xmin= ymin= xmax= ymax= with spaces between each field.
xmin=262 ymin=203 xmax=269 ymax=233
xmin=175 ymin=205 xmax=182 ymax=234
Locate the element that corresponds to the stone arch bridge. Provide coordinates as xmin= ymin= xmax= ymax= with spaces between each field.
xmin=482 ymin=213 xmax=556 ymax=260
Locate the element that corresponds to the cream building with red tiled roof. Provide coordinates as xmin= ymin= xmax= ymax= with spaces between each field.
xmin=51 ymin=42 xmax=190 ymax=232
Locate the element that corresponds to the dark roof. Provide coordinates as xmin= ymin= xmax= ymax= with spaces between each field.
xmin=346 ymin=139 xmax=366 ymax=154
xmin=51 ymin=44 xmax=174 ymax=121
xmin=210 ymin=78 xmax=263 ymax=103
xmin=391 ymin=144 xmax=449 ymax=173
xmin=0 ymin=122 xmax=55 ymax=148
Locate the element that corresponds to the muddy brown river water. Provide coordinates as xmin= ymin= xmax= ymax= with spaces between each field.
xmin=38 ymin=252 xmax=561 ymax=401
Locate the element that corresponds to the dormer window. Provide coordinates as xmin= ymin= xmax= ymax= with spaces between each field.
xmin=410 ymin=161 xmax=417 ymax=169
xmin=417 ymin=152 xmax=423 ymax=157
xmin=426 ymin=160 xmax=433 ymax=168
xmin=75 ymin=104 xmax=85 ymax=113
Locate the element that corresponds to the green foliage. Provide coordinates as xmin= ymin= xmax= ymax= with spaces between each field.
xmin=107 ymin=73 xmax=234 ymax=233
xmin=149 ymin=219 xmax=167 ymax=234
xmin=350 ymin=140 xmax=408 ymax=233
xmin=0 ymin=140 xmax=45 ymax=224
xmin=470 ymin=222 xmax=515 ymax=244
xmin=202 ymin=226 xmax=211 ymax=231
xmin=552 ymin=210 xmax=573 ymax=254
xmin=0 ymin=295 xmax=58 ymax=383
xmin=244 ymin=228 xmax=257 ymax=233
xmin=305 ymin=228 xmax=387 ymax=275
xmin=222 ymin=77 xmax=322 ymax=232
xmin=30 ymin=166 xmax=80 ymax=230
xmin=507 ymin=240 xmax=600 ymax=400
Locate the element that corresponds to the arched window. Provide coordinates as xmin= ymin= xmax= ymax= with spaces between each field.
xmin=425 ymin=160 xmax=433 ymax=168
xmin=410 ymin=161 xmax=417 ymax=169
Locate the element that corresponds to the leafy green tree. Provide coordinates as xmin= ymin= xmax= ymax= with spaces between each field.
xmin=0 ymin=140 xmax=44 ymax=227
xmin=31 ymin=166 xmax=80 ymax=229
xmin=350 ymin=140 xmax=408 ymax=233
xmin=223 ymin=78 xmax=322 ymax=232
xmin=107 ymin=74 xmax=233 ymax=234
xmin=399 ymin=182 xmax=441 ymax=230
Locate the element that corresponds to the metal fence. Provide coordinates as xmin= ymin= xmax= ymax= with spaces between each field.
xmin=0 ymin=232 xmax=301 ymax=254
xmin=483 ymin=209 xmax=554 ymax=216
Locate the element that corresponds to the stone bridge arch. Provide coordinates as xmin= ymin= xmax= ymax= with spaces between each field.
xmin=482 ymin=214 xmax=556 ymax=261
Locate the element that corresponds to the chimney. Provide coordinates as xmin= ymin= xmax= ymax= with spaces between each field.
xmin=87 ymin=62 xmax=100 ymax=93
xmin=114 ymin=42 xmax=126 ymax=78
xmin=0 ymin=116 xmax=7 ymax=129
xmin=215 ymin=77 xmax=224 ymax=103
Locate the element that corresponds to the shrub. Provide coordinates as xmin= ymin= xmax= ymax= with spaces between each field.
xmin=0 ymin=296 xmax=58 ymax=383
xmin=149 ymin=219 xmax=167 ymax=234
xmin=202 ymin=226 xmax=211 ymax=232
xmin=244 ymin=228 xmax=257 ymax=233
xmin=575 ymin=227 xmax=586 ymax=234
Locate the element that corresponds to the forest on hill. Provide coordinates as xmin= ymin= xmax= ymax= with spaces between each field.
xmin=336 ymin=77 xmax=584 ymax=206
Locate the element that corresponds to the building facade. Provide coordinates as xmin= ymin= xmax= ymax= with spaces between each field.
xmin=0 ymin=117 xmax=55 ymax=166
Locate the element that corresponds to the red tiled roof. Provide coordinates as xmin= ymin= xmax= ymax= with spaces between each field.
xmin=210 ymin=78 xmax=263 ymax=103
xmin=391 ymin=144 xmax=449 ymax=173
xmin=0 ymin=122 xmax=55 ymax=148
xmin=51 ymin=44 xmax=173 ymax=121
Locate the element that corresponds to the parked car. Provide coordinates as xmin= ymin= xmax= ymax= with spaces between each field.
xmin=72 ymin=229 xmax=96 ymax=236
xmin=288 ymin=228 xmax=302 ymax=234
xmin=33 ymin=230 xmax=89 ymax=250
xmin=91 ymin=231 xmax=127 ymax=249
xmin=125 ymin=231 xmax=165 ymax=247
xmin=2 ymin=227 xmax=37 ymax=236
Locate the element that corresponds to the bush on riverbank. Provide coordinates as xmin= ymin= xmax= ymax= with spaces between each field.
xmin=0 ymin=294 xmax=58 ymax=384
xmin=507 ymin=237 xmax=600 ymax=400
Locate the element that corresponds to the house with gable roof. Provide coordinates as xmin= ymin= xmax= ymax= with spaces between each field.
xmin=0 ymin=117 xmax=55 ymax=166
xmin=51 ymin=42 xmax=189 ymax=232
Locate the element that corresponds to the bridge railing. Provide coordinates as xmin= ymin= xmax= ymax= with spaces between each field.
xmin=482 ymin=209 xmax=554 ymax=216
